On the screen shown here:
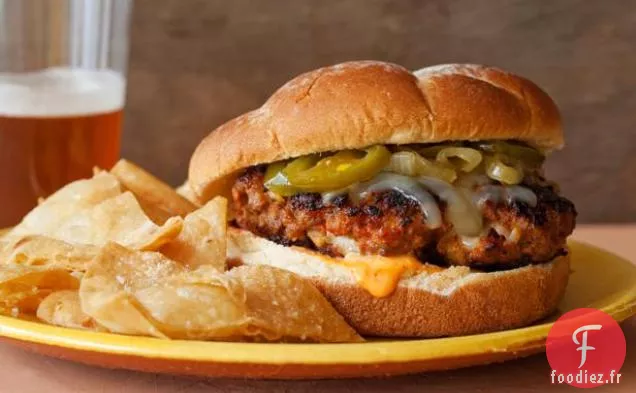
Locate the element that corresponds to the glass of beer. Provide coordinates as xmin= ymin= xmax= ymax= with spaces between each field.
xmin=0 ymin=0 xmax=132 ymax=227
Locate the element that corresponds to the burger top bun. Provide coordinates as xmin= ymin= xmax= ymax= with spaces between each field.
xmin=189 ymin=61 xmax=563 ymax=202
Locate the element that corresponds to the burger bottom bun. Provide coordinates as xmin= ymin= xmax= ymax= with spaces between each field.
xmin=227 ymin=227 xmax=570 ymax=338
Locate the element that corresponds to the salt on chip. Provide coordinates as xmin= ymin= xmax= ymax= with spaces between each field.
xmin=134 ymin=266 xmax=250 ymax=340
xmin=229 ymin=265 xmax=363 ymax=343
xmin=111 ymin=160 xmax=197 ymax=224
xmin=80 ymin=243 xmax=361 ymax=342
xmin=12 ymin=192 xmax=183 ymax=251
xmin=80 ymin=243 xmax=183 ymax=338
xmin=6 ymin=169 xmax=182 ymax=251
xmin=160 ymin=197 xmax=227 ymax=270
xmin=36 ymin=290 xmax=103 ymax=331
xmin=0 ymin=265 xmax=79 ymax=316
xmin=8 ymin=172 xmax=122 ymax=238
xmin=80 ymin=243 xmax=248 ymax=339
xmin=0 ymin=235 xmax=97 ymax=272
xmin=55 ymin=192 xmax=183 ymax=250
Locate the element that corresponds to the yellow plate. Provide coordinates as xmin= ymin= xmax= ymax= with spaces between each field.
xmin=0 ymin=240 xmax=634 ymax=379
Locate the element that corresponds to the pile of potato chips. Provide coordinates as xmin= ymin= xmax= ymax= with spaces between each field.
xmin=0 ymin=160 xmax=361 ymax=343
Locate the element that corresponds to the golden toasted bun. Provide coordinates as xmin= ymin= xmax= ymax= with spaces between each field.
xmin=189 ymin=61 xmax=563 ymax=202
xmin=227 ymin=227 xmax=570 ymax=337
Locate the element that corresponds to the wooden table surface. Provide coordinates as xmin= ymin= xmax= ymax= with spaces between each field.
xmin=0 ymin=224 xmax=634 ymax=392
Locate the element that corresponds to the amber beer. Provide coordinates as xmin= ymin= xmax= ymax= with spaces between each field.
xmin=0 ymin=68 xmax=125 ymax=226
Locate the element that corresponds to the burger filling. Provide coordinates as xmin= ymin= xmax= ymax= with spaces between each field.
xmin=231 ymin=142 xmax=576 ymax=270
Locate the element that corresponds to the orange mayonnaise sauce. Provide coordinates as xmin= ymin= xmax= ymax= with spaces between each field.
xmin=318 ymin=253 xmax=443 ymax=297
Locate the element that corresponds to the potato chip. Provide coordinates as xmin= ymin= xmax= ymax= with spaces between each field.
xmin=80 ymin=243 xmax=359 ymax=342
xmin=134 ymin=266 xmax=250 ymax=340
xmin=9 ymin=192 xmax=183 ymax=251
xmin=80 ymin=243 xmax=247 ymax=339
xmin=56 ymin=192 xmax=184 ymax=250
xmin=229 ymin=265 xmax=363 ymax=343
xmin=8 ymin=172 xmax=122 ymax=238
xmin=160 ymin=197 xmax=227 ymax=270
xmin=6 ymin=169 xmax=182 ymax=251
xmin=0 ymin=235 xmax=97 ymax=272
xmin=111 ymin=160 xmax=196 ymax=224
xmin=1 ymin=161 xmax=361 ymax=343
xmin=80 ymin=243 xmax=186 ymax=337
xmin=176 ymin=181 xmax=201 ymax=207
xmin=0 ymin=265 xmax=79 ymax=316
xmin=36 ymin=290 xmax=103 ymax=331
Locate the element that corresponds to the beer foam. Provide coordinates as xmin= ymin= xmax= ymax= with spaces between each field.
xmin=0 ymin=67 xmax=125 ymax=117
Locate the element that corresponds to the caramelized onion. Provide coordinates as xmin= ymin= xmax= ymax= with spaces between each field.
xmin=436 ymin=147 xmax=483 ymax=172
xmin=455 ymin=174 xmax=491 ymax=188
xmin=485 ymin=155 xmax=523 ymax=185
xmin=418 ymin=177 xmax=482 ymax=236
xmin=353 ymin=173 xmax=442 ymax=228
xmin=386 ymin=151 xmax=457 ymax=183
xmin=477 ymin=141 xmax=545 ymax=167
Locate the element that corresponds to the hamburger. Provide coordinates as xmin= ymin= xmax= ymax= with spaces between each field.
xmin=188 ymin=61 xmax=576 ymax=337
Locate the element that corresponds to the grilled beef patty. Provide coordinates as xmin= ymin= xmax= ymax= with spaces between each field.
xmin=231 ymin=166 xmax=576 ymax=269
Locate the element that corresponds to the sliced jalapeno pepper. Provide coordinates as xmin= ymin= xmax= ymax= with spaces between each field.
xmin=264 ymin=145 xmax=391 ymax=195
xmin=264 ymin=155 xmax=320 ymax=196
xmin=285 ymin=145 xmax=391 ymax=192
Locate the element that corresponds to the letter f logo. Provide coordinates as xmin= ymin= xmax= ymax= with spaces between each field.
xmin=572 ymin=324 xmax=602 ymax=368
